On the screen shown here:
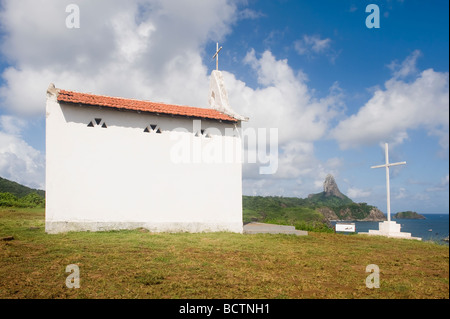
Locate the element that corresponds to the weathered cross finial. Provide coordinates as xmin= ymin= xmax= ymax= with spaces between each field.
xmin=371 ymin=143 xmax=406 ymax=222
xmin=212 ymin=42 xmax=222 ymax=71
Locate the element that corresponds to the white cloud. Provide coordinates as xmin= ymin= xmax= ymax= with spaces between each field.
xmin=224 ymin=49 xmax=344 ymax=196
xmin=234 ymin=49 xmax=343 ymax=145
xmin=331 ymin=52 xmax=449 ymax=150
xmin=238 ymin=8 xmax=265 ymax=20
xmin=0 ymin=115 xmax=26 ymax=135
xmin=0 ymin=0 xmax=239 ymax=115
xmin=387 ymin=49 xmax=422 ymax=79
xmin=294 ymin=35 xmax=331 ymax=55
xmin=294 ymin=34 xmax=339 ymax=63
xmin=347 ymin=187 xmax=371 ymax=199
xmin=0 ymin=115 xmax=45 ymax=189
xmin=211 ymin=48 xmax=345 ymax=197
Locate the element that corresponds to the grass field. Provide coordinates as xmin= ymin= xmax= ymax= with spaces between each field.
xmin=0 ymin=208 xmax=448 ymax=299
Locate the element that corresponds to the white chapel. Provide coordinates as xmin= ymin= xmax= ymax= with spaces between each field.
xmin=45 ymin=66 xmax=248 ymax=234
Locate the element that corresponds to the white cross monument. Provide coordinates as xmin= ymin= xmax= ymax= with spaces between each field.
xmin=362 ymin=143 xmax=421 ymax=240
xmin=371 ymin=143 xmax=406 ymax=222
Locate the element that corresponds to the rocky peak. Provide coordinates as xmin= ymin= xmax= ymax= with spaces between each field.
xmin=323 ymin=174 xmax=346 ymax=199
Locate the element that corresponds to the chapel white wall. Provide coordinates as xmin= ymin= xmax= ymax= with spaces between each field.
xmin=45 ymin=97 xmax=243 ymax=234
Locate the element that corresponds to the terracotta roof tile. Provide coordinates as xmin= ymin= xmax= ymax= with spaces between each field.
xmin=57 ymin=89 xmax=238 ymax=122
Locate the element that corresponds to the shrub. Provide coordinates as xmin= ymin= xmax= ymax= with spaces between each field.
xmin=0 ymin=192 xmax=45 ymax=208
xmin=0 ymin=192 xmax=20 ymax=207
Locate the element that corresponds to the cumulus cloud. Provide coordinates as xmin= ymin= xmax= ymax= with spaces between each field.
xmin=222 ymin=49 xmax=344 ymax=195
xmin=0 ymin=0 xmax=239 ymax=115
xmin=331 ymin=51 xmax=449 ymax=150
xmin=235 ymin=49 xmax=343 ymax=144
xmin=0 ymin=115 xmax=45 ymax=189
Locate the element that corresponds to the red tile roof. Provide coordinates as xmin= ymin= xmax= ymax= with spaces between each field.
xmin=57 ymin=89 xmax=238 ymax=122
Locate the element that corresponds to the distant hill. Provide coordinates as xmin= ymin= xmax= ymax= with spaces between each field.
xmin=242 ymin=195 xmax=333 ymax=232
xmin=306 ymin=175 xmax=386 ymax=222
xmin=308 ymin=174 xmax=352 ymax=203
xmin=0 ymin=176 xmax=45 ymax=198
xmin=242 ymin=174 xmax=386 ymax=232
xmin=307 ymin=189 xmax=353 ymax=207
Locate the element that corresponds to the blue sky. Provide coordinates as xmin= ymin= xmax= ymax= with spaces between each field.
xmin=0 ymin=0 xmax=448 ymax=214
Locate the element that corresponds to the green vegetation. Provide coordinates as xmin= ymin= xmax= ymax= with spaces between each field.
xmin=242 ymin=194 xmax=381 ymax=232
xmin=332 ymin=202 xmax=374 ymax=220
xmin=306 ymin=191 xmax=353 ymax=207
xmin=0 ymin=192 xmax=45 ymax=208
xmin=0 ymin=176 xmax=44 ymax=198
xmin=242 ymin=196 xmax=333 ymax=232
xmin=1 ymin=207 xmax=448 ymax=299
xmin=0 ymin=176 xmax=45 ymax=208
xmin=394 ymin=211 xmax=426 ymax=219
xmin=306 ymin=191 xmax=379 ymax=220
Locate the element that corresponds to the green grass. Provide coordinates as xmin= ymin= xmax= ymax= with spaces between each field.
xmin=0 ymin=208 xmax=448 ymax=299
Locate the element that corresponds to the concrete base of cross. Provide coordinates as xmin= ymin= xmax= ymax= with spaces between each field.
xmin=360 ymin=221 xmax=422 ymax=240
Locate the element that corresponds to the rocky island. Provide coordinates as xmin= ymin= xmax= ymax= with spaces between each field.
xmin=308 ymin=174 xmax=386 ymax=222
xmin=242 ymin=174 xmax=386 ymax=231
xmin=393 ymin=211 xmax=426 ymax=219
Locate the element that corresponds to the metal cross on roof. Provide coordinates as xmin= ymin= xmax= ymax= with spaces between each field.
xmin=212 ymin=42 xmax=223 ymax=71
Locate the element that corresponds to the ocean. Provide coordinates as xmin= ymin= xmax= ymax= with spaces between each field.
xmin=331 ymin=214 xmax=449 ymax=244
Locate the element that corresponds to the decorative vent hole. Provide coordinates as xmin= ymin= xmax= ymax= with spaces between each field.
xmin=195 ymin=129 xmax=211 ymax=138
xmin=144 ymin=124 xmax=162 ymax=134
xmin=87 ymin=118 xmax=107 ymax=128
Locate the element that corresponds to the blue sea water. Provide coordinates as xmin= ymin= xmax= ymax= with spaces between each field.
xmin=331 ymin=214 xmax=449 ymax=244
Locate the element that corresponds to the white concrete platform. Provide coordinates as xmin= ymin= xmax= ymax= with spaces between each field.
xmin=359 ymin=221 xmax=421 ymax=240
xmin=243 ymin=222 xmax=308 ymax=236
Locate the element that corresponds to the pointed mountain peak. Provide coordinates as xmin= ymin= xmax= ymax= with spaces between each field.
xmin=323 ymin=174 xmax=346 ymax=199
